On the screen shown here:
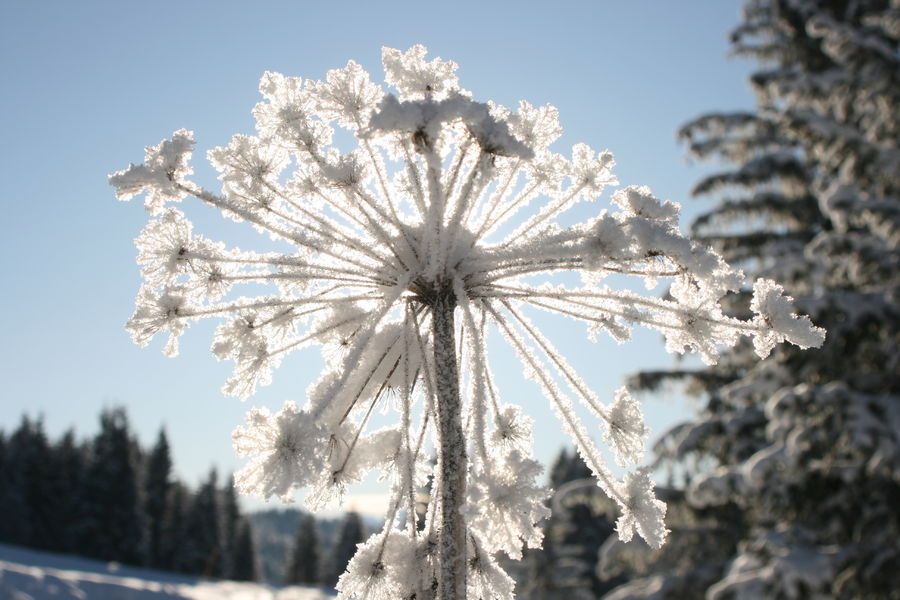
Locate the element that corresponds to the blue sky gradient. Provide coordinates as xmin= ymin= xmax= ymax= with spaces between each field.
xmin=0 ymin=1 xmax=753 ymax=510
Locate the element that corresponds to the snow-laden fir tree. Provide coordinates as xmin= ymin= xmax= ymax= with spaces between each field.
xmin=111 ymin=45 xmax=824 ymax=599
xmin=603 ymin=1 xmax=899 ymax=598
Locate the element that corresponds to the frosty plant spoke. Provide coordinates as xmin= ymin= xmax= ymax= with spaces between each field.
xmin=112 ymin=44 xmax=824 ymax=600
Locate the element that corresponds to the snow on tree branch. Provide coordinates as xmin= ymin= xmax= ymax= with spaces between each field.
xmin=111 ymin=45 xmax=824 ymax=599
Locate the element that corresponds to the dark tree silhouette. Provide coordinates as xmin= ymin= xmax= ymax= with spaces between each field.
xmin=83 ymin=408 xmax=144 ymax=564
xmin=285 ymin=513 xmax=322 ymax=585
xmin=144 ymin=428 xmax=173 ymax=569
xmin=183 ymin=469 xmax=222 ymax=577
xmin=230 ymin=519 xmax=259 ymax=582
xmin=323 ymin=511 xmax=365 ymax=588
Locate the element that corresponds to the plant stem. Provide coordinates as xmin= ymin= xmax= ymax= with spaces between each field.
xmin=431 ymin=293 xmax=467 ymax=600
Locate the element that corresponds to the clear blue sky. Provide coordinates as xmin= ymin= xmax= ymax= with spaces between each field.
xmin=0 ymin=1 xmax=753 ymax=512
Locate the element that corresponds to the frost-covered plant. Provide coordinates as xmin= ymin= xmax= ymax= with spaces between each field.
xmin=111 ymin=45 xmax=824 ymax=600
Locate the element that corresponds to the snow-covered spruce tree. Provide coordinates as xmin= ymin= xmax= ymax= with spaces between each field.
xmin=603 ymin=1 xmax=899 ymax=598
xmin=110 ymin=46 xmax=824 ymax=599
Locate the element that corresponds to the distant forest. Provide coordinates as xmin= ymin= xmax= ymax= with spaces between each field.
xmin=0 ymin=408 xmax=257 ymax=580
xmin=0 ymin=408 xmax=627 ymax=593
xmin=0 ymin=408 xmax=398 ymax=589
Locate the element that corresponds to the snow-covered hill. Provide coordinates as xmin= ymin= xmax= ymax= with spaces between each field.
xmin=0 ymin=543 xmax=334 ymax=599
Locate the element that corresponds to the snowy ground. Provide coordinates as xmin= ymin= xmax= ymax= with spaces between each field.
xmin=0 ymin=543 xmax=334 ymax=599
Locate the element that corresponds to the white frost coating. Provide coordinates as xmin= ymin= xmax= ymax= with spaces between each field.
xmin=584 ymin=187 xmax=746 ymax=298
xmin=750 ymin=279 xmax=827 ymax=358
xmin=111 ymin=45 xmax=825 ymax=599
xmin=231 ymin=401 xmax=328 ymax=502
xmin=491 ymin=404 xmax=534 ymax=454
xmin=306 ymin=426 xmax=402 ymax=510
xmin=506 ymin=101 xmax=562 ymax=151
xmin=310 ymin=60 xmax=383 ymax=129
xmin=615 ymin=468 xmax=669 ymax=549
xmin=209 ymin=134 xmax=289 ymax=189
xmin=336 ymin=531 xmax=421 ymax=599
xmin=126 ymin=286 xmax=190 ymax=357
xmin=134 ymin=209 xmax=194 ymax=288
xmin=663 ymin=277 xmax=742 ymax=365
xmin=467 ymin=537 xmax=516 ymax=600
xmin=611 ymin=185 xmax=680 ymax=224
xmin=382 ymin=44 xmax=460 ymax=101
xmin=571 ymin=143 xmax=617 ymax=197
xmin=463 ymin=450 xmax=551 ymax=559
xmin=367 ymin=93 xmax=533 ymax=159
xmin=604 ymin=388 xmax=649 ymax=466
xmin=109 ymin=129 xmax=195 ymax=214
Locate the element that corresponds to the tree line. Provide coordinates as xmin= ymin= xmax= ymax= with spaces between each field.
xmin=0 ymin=408 xmax=258 ymax=581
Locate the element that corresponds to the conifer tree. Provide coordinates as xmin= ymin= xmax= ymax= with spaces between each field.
xmin=605 ymin=1 xmax=899 ymax=598
xmin=0 ymin=433 xmax=12 ymax=542
xmin=230 ymin=518 xmax=259 ymax=582
xmin=0 ymin=422 xmax=32 ymax=546
xmin=15 ymin=417 xmax=56 ymax=550
xmin=219 ymin=474 xmax=242 ymax=578
xmin=83 ymin=408 xmax=145 ymax=564
xmin=161 ymin=481 xmax=193 ymax=573
xmin=183 ymin=469 xmax=222 ymax=577
xmin=51 ymin=429 xmax=88 ymax=554
xmin=144 ymin=428 xmax=173 ymax=569
xmin=324 ymin=511 xmax=366 ymax=588
xmin=285 ymin=512 xmax=322 ymax=585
